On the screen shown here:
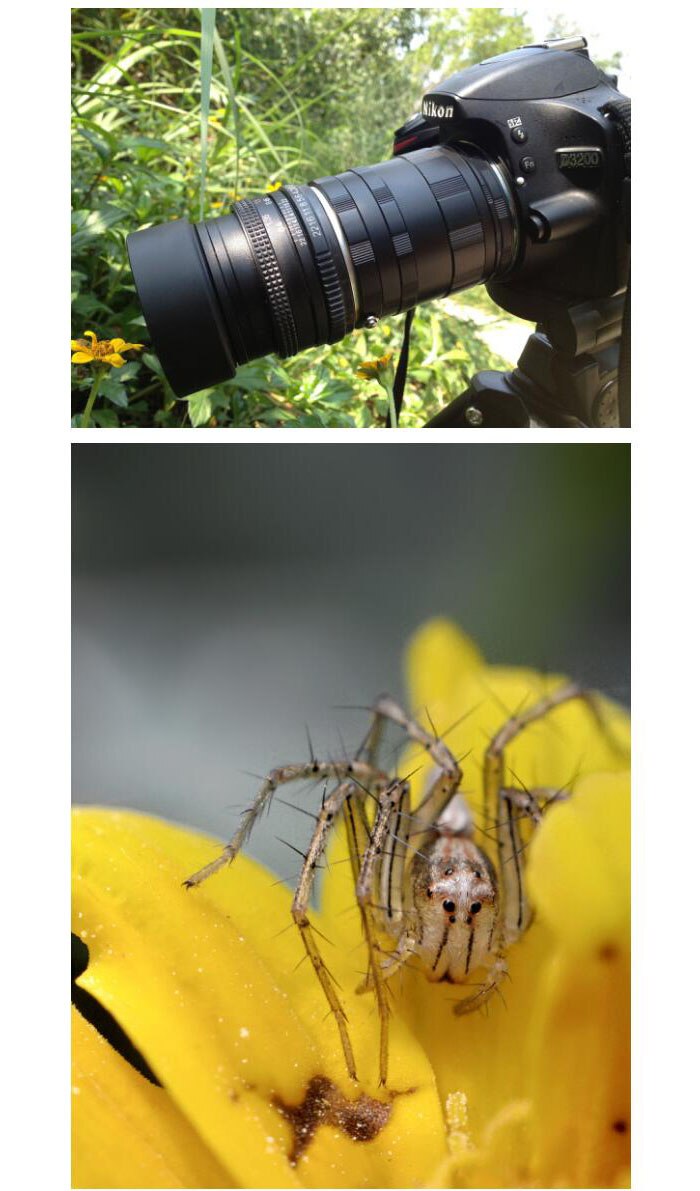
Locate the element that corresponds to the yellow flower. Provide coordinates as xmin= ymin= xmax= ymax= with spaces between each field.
xmin=266 ymin=180 xmax=283 ymax=192
xmin=71 ymin=329 xmax=144 ymax=369
xmin=356 ymin=351 xmax=393 ymax=380
xmin=72 ymin=620 xmax=630 ymax=1188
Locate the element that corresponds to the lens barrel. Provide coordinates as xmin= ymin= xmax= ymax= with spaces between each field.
xmin=127 ymin=143 xmax=518 ymax=398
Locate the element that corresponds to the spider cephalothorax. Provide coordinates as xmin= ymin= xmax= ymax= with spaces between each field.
xmin=409 ymin=813 xmax=499 ymax=985
xmin=185 ymin=683 xmax=604 ymax=1084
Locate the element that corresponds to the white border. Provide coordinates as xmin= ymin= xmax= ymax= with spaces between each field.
xmin=7 ymin=5 xmax=700 ymax=1191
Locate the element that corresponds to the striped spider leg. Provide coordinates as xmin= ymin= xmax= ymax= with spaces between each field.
xmin=349 ymin=695 xmax=465 ymax=1084
xmin=183 ymin=757 xmax=387 ymax=888
xmin=451 ymin=681 xmax=602 ymax=1015
xmin=184 ymin=756 xmax=389 ymax=1083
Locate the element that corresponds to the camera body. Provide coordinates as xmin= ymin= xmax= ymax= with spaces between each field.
xmin=394 ymin=38 xmax=629 ymax=325
xmin=126 ymin=36 xmax=630 ymax=422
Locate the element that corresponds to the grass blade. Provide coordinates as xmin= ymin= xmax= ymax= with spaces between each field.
xmin=199 ymin=8 xmax=216 ymax=219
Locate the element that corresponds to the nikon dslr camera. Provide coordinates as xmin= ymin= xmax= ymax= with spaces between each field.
xmin=127 ymin=36 xmax=631 ymax=426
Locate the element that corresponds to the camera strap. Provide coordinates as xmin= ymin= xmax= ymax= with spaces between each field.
xmin=387 ymin=307 xmax=415 ymax=427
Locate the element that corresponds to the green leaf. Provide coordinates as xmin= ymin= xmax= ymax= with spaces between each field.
xmin=188 ymin=390 xmax=214 ymax=426
xmin=76 ymin=126 xmax=113 ymax=161
xmin=98 ymin=375 xmax=128 ymax=408
xmin=120 ymin=136 xmax=172 ymax=153
xmin=142 ymin=353 xmax=165 ymax=378
xmin=111 ymin=361 xmax=141 ymax=382
xmin=71 ymin=205 xmax=127 ymax=249
xmin=231 ymin=361 xmax=279 ymax=392
xmin=91 ymin=408 xmax=121 ymax=427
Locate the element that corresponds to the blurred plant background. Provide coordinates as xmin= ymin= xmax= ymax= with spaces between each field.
xmin=71 ymin=7 xmax=624 ymax=428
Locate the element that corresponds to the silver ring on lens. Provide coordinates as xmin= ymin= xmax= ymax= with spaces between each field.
xmin=311 ymin=184 xmax=361 ymax=318
xmin=487 ymin=159 xmax=520 ymax=265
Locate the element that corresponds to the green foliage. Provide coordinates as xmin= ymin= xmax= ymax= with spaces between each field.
xmin=71 ymin=7 xmax=528 ymax=429
xmin=412 ymin=7 xmax=533 ymax=80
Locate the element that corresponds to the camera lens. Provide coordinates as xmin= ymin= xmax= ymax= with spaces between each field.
xmin=126 ymin=143 xmax=518 ymax=398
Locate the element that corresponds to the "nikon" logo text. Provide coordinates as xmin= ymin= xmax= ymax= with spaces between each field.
xmin=422 ymin=99 xmax=455 ymax=119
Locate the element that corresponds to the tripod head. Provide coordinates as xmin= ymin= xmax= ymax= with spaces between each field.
xmin=424 ymin=290 xmax=628 ymax=428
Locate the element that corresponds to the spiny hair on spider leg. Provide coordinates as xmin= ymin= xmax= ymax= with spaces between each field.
xmin=424 ymin=705 xmax=439 ymax=739
xmin=275 ymin=836 xmax=316 ymax=864
xmin=305 ymin=920 xmax=338 ymax=949
xmin=274 ymin=796 xmax=324 ymax=822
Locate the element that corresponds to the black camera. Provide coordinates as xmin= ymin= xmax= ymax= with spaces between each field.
xmin=127 ymin=37 xmax=630 ymax=426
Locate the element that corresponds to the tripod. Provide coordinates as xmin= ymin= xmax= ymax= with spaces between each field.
xmin=423 ymin=292 xmax=628 ymax=429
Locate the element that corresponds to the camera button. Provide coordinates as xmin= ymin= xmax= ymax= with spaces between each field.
xmin=520 ymin=155 xmax=536 ymax=173
xmin=510 ymin=127 xmax=528 ymax=144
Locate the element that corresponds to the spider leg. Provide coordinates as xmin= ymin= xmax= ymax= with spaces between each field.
xmin=372 ymin=695 xmax=462 ymax=782
xmin=357 ymin=703 xmax=390 ymax=771
xmin=291 ymin=779 xmax=360 ymax=1082
xmin=356 ymin=930 xmax=418 ymax=993
xmin=483 ymin=683 xmax=597 ymax=943
xmin=355 ymin=778 xmax=411 ymax=1085
xmin=371 ymin=695 xmax=463 ymax=849
xmin=483 ymin=681 xmax=606 ymax=822
xmin=183 ymin=758 xmax=386 ymax=888
xmin=453 ymin=948 xmax=509 ymax=1015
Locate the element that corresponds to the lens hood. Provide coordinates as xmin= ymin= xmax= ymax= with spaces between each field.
xmin=127 ymin=219 xmax=236 ymax=397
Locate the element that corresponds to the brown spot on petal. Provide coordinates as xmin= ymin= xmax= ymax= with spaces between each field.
xmin=272 ymin=1075 xmax=395 ymax=1165
xmin=598 ymin=943 xmax=619 ymax=962
xmin=612 ymin=1118 xmax=628 ymax=1133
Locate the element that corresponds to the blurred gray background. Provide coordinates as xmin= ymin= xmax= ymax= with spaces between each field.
xmin=72 ymin=444 xmax=629 ymax=876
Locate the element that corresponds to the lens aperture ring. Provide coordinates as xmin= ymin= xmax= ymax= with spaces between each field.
xmin=234 ymin=198 xmax=299 ymax=357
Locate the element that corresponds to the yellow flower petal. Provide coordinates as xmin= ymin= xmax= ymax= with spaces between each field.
xmin=83 ymin=330 xmax=97 ymax=345
xmin=404 ymin=617 xmax=483 ymax=717
xmin=72 ymin=1006 xmax=233 ymax=1189
xmin=72 ymin=352 xmax=95 ymax=364
xmin=107 ymin=338 xmax=143 ymax=352
xmin=105 ymin=353 xmax=126 ymax=367
xmin=527 ymin=771 xmax=630 ymax=953
xmin=72 ymin=808 xmax=445 ymax=1188
xmin=527 ymin=947 xmax=630 ymax=1187
xmin=71 ymin=339 xmax=90 ymax=351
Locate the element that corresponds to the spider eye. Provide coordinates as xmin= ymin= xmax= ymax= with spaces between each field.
xmin=470 ymin=902 xmax=482 ymax=914
xmin=442 ymin=900 xmax=455 ymax=913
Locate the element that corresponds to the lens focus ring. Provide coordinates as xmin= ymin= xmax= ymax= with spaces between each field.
xmin=234 ymin=198 xmax=299 ymax=357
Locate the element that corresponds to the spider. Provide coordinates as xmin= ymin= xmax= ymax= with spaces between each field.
xmin=184 ymin=682 xmax=605 ymax=1085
